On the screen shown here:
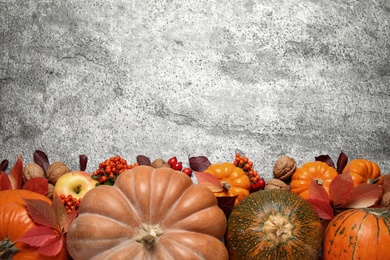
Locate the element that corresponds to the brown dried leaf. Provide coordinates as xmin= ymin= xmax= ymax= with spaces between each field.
xmin=189 ymin=156 xmax=211 ymax=172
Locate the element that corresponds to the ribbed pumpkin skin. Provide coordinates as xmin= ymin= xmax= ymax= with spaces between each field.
xmin=204 ymin=162 xmax=251 ymax=206
xmin=290 ymin=161 xmax=338 ymax=199
xmin=323 ymin=208 xmax=390 ymax=260
xmin=66 ymin=166 xmax=228 ymax=260
xmin=225 ymin=190 xmax=322 ymax=260
xmin=0 ymin=189 xmax=69 ymax=260
xmin=342 ymin=159 xmax=382 ymax=186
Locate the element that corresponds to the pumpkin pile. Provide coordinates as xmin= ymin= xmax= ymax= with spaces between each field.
xmin=1 ymin=150 xmax=389 ymax=260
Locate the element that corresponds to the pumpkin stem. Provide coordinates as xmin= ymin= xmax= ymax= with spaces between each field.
xmin=0 ymin=236 xmax=19 ymax=260
xmin=368 ymin=177 xmax=381 ymax=184
xmin=222 ymin=181 xmax=231 ymax=191
xmin=135 ymin=224 xmax=163 ymax=250
xmin=263 ymin=214 xmax=293 ymax=244
xmin=314 ymin=178 xmax=323 ymax=186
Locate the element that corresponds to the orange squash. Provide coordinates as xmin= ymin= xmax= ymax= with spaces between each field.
xmin=66 ymin=166 xmax=228 ymax=259
xmin=226 ymin=190 xmax=323 ymax=260
xmin=342 ymin=158 xmax=382 ymax=186
xmin=0 ymin=189 xmax=69 ymax=260
xmin=323 ymin=208 xmax=390 ymax=259
xmin=204 ymin=162 xmax=251 ymax=206
xmin=290 ymin=161 xmax=338 ymax=199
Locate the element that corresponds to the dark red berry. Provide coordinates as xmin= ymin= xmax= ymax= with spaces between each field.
xmin=250 ymin=178 xmax=266 ymax=192
xmin=167 ymin=157 xmax=177 ymax=166
xmin=171 ymin=162 xmax=183 ymax=171
xmin=182 ymin=167 xmax=192 ymax=176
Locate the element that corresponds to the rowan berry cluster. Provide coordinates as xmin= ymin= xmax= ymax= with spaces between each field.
xmin=60 ymin=194 xmax=82 ymax=214
xmin=233 ymin=153 xmax=260 ymax=183
xmin=92 ymin=155 xmax=139 ymax=185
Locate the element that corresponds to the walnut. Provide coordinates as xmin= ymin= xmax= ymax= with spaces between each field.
xmin=46 ymin=161 xmax=70 ymax=185
xmin=380 ymin=191 xmax=390 ymax=207
xmin=265 ymin=178 xmax=290 ymax=190
xmin=46 ymin=183 xmax=55 ymax=200
xmin=151 ymin=158 xmax=171 ymax=168
xmin=273 ymin=156 xmax=297 ymax=181
xmin=23 ymin=163 xmax=45 ymax=182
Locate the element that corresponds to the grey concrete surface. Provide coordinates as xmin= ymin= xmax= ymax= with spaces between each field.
xmin=1 ymin=0 xmax=389 ymax=180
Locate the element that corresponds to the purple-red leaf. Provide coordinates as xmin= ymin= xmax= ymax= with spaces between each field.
xmin=33 ymin=150 xmax=50 ymax=173
xmin=137 ymin=155 xmax=151 ymax=166
xmin=336 ymin=151 xmax=348 ymax=174
xmin=0 ymin=171 xmax=12 ymax=190
xmin=8 ymin=155 xmax=23 ymax=189
xmin=315 ymin=155 xmax=335 ymax=168
xmin=79 ymin=154 xmax=88 ymax=171
xmin=0 ymin=159 xmax=8 ymax=172
xmin=329 ymin=173 xmax=354 ymax=207
xmin=307 ymin=179 xmax=334 ymax=220
xmin=16 ymin=226 xmax=58 ymax=247
xmin=189 ymin=156 xmax=211 ymax=172
xmin=22 ymin=177 xmax=49 ymax=195
xmin=217 ymin=195 xmax=238 ymax=218
xmin=23 ymin=198 xmax=57 ymax=230
xmin=194 ymin=171 xmax=223 ymax=192
xmin=341 ymin=183 xmax=382 ymax=208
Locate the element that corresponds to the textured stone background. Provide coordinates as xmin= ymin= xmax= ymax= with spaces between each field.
xmin=1 ymin=0 xmax=389 ymax=180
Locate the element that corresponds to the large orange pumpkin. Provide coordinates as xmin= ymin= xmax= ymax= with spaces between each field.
xmin=0 ymin=189 xmax=69 ymax=260
xmin=204 ymin=162 xmax=251 ymax=206
xmin=225 ymin=190 xmax=323 ymax=260
xmin=290 ymin=161 xmax=338 ymax=199
xmin=323 ymin=208 xmax=390 ymax=259
xmin=66 ymin=166 xmax=228 ymax=259
xmin=342 ymin=158 xmax=382 ymax=186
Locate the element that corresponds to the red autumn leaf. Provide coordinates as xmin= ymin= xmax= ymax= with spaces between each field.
xmin=8 ymin=155 xmax=23 ymax=189
xmin=0 ymin=171 xmax=12 ymax=190
xmin=33 ymin=150 xmax=50 ymax=173
xmin=341 ymin=183 xmax=382 ymax=208
xmin=79 ymin=154 xmax=88 ymax=171
xmin=307 ymin=179 xmax=334 ymax=220
xmin=22 ymin=177 xmax=49 ymax=195
xmin=189 ymin=156 xmax=211 ymax=172
xmin=329 ymin=173 xmax=354 ymax=207
xmin=136 ymin=155 xmax=151 ymax=166
xmin=217 ymin=195 xmax=238 ymax=218
xmin=336 ymin=151 xmax=348 ymax=174
xmin=315 ymin=155 xmax=335 ymax=168
xmin=194 ymin=171 xmax=223 ymax=192
xmin=0 ymin=159 xmax=8 ymax=171
xmin=62 ymin=209 xmax=78 ymax=233
xmin=23 ymin=198 xmax=57 ymax=230
xmin=36 ymin=235 xmax=63 ymax=257
xmin=51 ymin=194 xmax=77 ymax=233
xmin=16 ymin=225 xmax=59 ymax=247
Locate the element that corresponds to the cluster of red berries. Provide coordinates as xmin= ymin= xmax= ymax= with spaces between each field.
xmin=60 ymin=194 xmax=82 ymax=214
xmin=233 ymin=153 xmax=265 ymax=191
xmin=92 ymin=155 xmax=139 ymax=185
xmin=167 ymin=157 xmax=192 ymax=176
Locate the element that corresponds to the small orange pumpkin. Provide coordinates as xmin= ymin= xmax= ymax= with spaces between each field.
xmin=290 ymin=161 xmax=338 ymax=199
xmin=323 ymin=208 xmax=390 ymax=259
xmin=0 ymin=189 xmax=69 ymax=260
xmin=204 ymin=162 xmax=251 ymax=206
xmin=66 ymin=166 xmax=228 ymax=259
xmin=342 ymin=158 xmax=382 ymax=186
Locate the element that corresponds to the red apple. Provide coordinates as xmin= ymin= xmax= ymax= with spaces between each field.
xmin=54 ymin=171 xmax=98 ymax=199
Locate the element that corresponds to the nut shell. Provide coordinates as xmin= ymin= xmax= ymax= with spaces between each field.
xmin=265 ymin=178 xmax=290 ymax=190
xmin=273 ymin=156 xmax=297 ymax=181
xmin=46 ymin=161 xmax=70 ymax=185
xmin=23 ymin=163 xmax=45 ymax=182
xmin=151 ymin=158 xmax=171 ymax=168
xmin=380 ymin=192 xmax=390 ymax=207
